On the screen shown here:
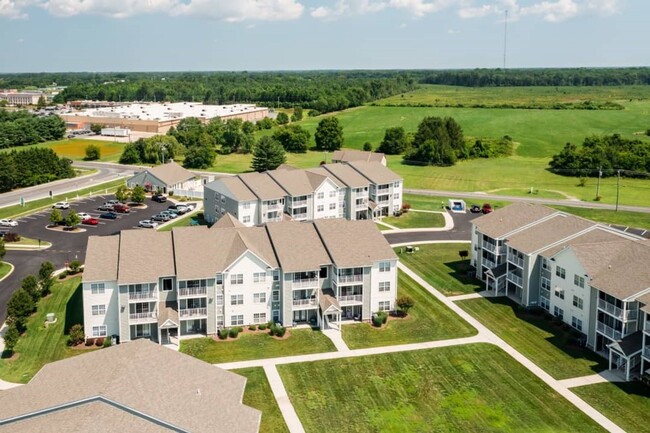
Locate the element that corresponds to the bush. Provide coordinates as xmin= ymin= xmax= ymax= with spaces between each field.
xmin=3 ymin=323 xmax=20 ymax=352
xmin=218 ymin=328 xmax=229 ymax=340
xmin=258 ymin=323 xmax=267 ymax=330
xmin=85 ymin=338 xmax=95 ymax=346
xmin=396 ymin=295 xmax=415 ymax=316
xmin=67 ymin=324 xmax=84 ymax=346
xmin=402 ymin=203 xmax=411 ymax=212
xmin=275 ymin=326 xmax=287 ymax=338
xmin=3 ymin=232 xmax=20 ymax=242
xmin=68 ymin=260 xmax=82 ymax=274
xmin=103 ymin=337 xmax=112 ymax=348
xmin=6 ymin=289 xmax=35 ymax=328
xmin=84 ymin=144 xmax=101 ymax=161
xmin=228 ymin=328 xmax=239 ymax=339
xmin=248 ymin=325 xmax=257 ymax=331
xmin=95 ymin=337 xmax=105 ymax=346
xmin=372 ymin=315 xmax=384 ymax=327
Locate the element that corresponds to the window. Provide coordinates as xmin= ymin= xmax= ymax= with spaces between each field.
xmin=540 ymin=297 xmax=550 ymax=311
xmin=556 ymin=266 xmax=566 ymax=279
xmin=254 ymin=313 xmax=267 ymax=324
xmin=243 ymin=202 xmax=250 ymax=210
xmin=217 ymin=315 xmax=224 ymax=327
xmin=541 ymin=277 xmax=551 ymax=291
xmin=216 ymin=294 xmax=223 ymax=306
xmin=541 ymin=258 xmax=550 ymax=271
xmin=379 ymin=262 xmax=390 ymax=272
xmin=329 ymin=190 xmax=336 ymax=198
xmin=231 ymin=315 xmax=244 ymax=326
xmin=162 ymin=278 xmax=173 ymax=291
xmin=573 ymin=295 xmax=584 ymax=310
xmin=90 ymin=283 xmax=105 ymax=294
xmin=91 ymin=304 xmax=106 ymax=316
xmin=393 ymin=181 xmax=400 ymax=188
xmin=272 ymin=310 xmax=280 ymax=322
xmin=317 ymin=205 xmax=324 ymax=212
xmin=254 ymin=292 xmax=267 ymax=303
xmin=221 ymin=197 xmax=226 ymax=204
xmin=379 ymin=281 xmax=390 ymax=292
xmin=230 ymin=274 xmax=243 ymax=285
xmin=215 ymin=193 xmax=220 ymax=200
xmin=231 ymin=294 xmax=244 ymax=305
xmin=216 ymin=274 xmax=223 ymax=285
xmin=319 ymin=267 xmax=328 ymax=278
xmin=571 ymin=317 xmax=583 ymax=331
xmin=273 ymin=271 xmax=279 ymax=282
xmin=272 ymin=290 xmax=280 ymax=301
xmin=574 ymin=274 xmax=585 ymax=288
xmin=554 ymin=287 xmax=565 ymax=300
xmin=92 ymin=326 xmax=107 ymax=337
xmin=553 ymin=306 xmax=564 ymax=319
xmin=378 ymin=301 xmax=391 ymax=311
xmin=317 ymin=192 xmax=324 ymax=199
xmin=393 ymin=193 xmax=400 ymax=200
xmin=253 ymin=272 xmax=266 ymax=283
xmin=133 ymin=324 xmax=150 ymax=338
xmin=243 ymin=216 xmax=251 ymax=223
xmin=329 ymin=203 xmax=336 ymax=210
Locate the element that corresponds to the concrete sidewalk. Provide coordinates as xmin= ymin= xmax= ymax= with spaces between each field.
xmin=321 ymin=329 xmax=350 ymax=352
xmin=559 ymin=370 xmax=626 ymax=389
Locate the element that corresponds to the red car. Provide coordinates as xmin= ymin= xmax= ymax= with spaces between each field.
xmin=482 ymin=203 xmax=493 ymax=214
xmin=113 ymin=203 xmax=130 ymax=213
xmin=82 ymin=217 xmax=99 ymax=225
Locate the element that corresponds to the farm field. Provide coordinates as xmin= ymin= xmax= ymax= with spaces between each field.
xmin=278 ymin=344 xmax=604 ymax=433
xmin=1 ymin=138 xmax=126 ymax=162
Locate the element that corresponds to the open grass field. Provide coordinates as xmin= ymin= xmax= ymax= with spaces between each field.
xmin=234 ymin=367 xmax=289 ymax=433
xmin=457 ymin=297 xmax=608 ymax=380
xmin=179 ymin=328 xmax=336 ymax=364
xmin=0 ymin=262 xmax=12 ymax=280
xmin=551 ymin=205 xmax=650 ymax=230
xmin=381 ymin=210 xmax=445 ymax=229
xmin=0 ymin=277 xmax=87 ymax=384
xmin=1 ymin=138 xmax=126 ymax=162
xmin=341 ymin=271 xmax=476 ymax=349
xmin=572 ymin=382 xmax=650 ymax=433
xmin=395 ymin=244 xmax=480 ymax=296
xmin=279 ymin=343 xmax=604 ymax=433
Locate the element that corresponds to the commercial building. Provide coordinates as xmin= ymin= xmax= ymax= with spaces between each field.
xmin=204 ymin=162 xmax=403 ymax=226
xmin=127 ymin=161 xmax=205 ymax=197
xmin=0 ymin=339 xmax=260 ymax=433
xmin=81 ymin=218 xmax=398 ymax=345
xmin=0 ymin=90 xmax=44 ymax=105
xmin=61 ymin=102 xmax=269 ymax=133
xmin=471 ymin=202 xmax=650 ymax=381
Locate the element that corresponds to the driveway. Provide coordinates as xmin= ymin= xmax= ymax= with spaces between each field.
xmin=383 ymin=210 xmax=479 ymax=245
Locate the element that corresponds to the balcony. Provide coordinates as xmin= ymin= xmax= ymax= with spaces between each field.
xmin=292 ymin=213 xmax=307 ymax=220
xmin=339 ymin=294 xmax=363 ymax=305
xmin=264 ymin=214 xmax=282 ymax=223
xmin=598 ymin=299 xmax=638 ymax=321
xmin=377 ymin=196 xmax=390 ymax=205
xmin=337 ymin=274 xmax=363 ymax=284
xmin=264 ymin=203 xmax=283 ymax=210
xmin=178 ymin=287 xmax=208 ymax=297
xmin=644 ymin=346 xmax=650 ymax=359
xmin=482 ymin=242 xmax=497 ymax=253
xmin=179 ymin=307 xmax=208 ymax=318
xmin=540 ymin=288 xmax=551 ymax=299
xmin=507 ymin=272 xmax=523 ymax=287
xmin=128 ymin=291 xmax=157 ymax=301
xmin=597 ymin=321 xmax=622 ymax=341
xmin=129 ymin=311 xmax=156 ymax=323
xmin=292 ymin=278 xmax=318 ymax=288
xmin=291 ymin=200 xmax=307 ymax=207
xmin=355 ymin=201 xmax=368 ymax=209
xmin=482 ymin=257 xmax=496 ymax=269
xmin=645 ymin=320 xmax=650 ymax=334
xmin=507 ymin=254 xmax=524 ymax=268
xmin=292 ymin=298 xmax=317 ymax=309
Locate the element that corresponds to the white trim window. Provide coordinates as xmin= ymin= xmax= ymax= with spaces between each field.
xmin=554 ymin=306 xmax=564 ymax=319
xmin=90 ymin=283 xmax=105 ymax=294
xmin=574 ymin=274 xmax=585 ymax=288
xmin=572 ymin=317 xmax=583 ymax=331
xmin=254 ymin=313 xmax=267 ymax=324
xmin=317 ymin=205 xmax=324 ymax=212
xmin=254 ymin=292 xmax=267 ymax=304
xmin=92 ymin=326 xmax=107 ymax=337
xmin=554 ymin=287 xmax=565 ymax=300
xmin=540 ymin=297 xmax=550 ymax=311
xmin=243 ymin=216 xmax=251 ymax=223
xmin=378 ymin=301 xmax=391 ymax=311
xmin=393 ymin=193 xmax=399 ymax=199
xmin=243 ymin=202 xmax=251 ymax=210
xmin=231 ymin=294 xmax=244 ymax=305
xmin=556 ymin=266 xmax=566 ymax=279
xmin=230 ymin=274 xmax=243 ymax=285
xmin=329 ymin=190 xmax=336 ymax=198
xmin=231 ymin=315 xmax=244 ymax=326
xmin=272 ymin=290 xmax=280 ymax=301
xmin=379 ymin=262 xmax=390 ymax=272
xmin=253 ymin=272 xmax=266 ymax=283
xmin=378 ymin=282 xmax=390 ymax=292
xmin=572 ymin=295 xmax=584 ymax=310
xmin=217 ymin=315 xmax=224 ymax=327
xmin=329 ymin=203 xmax=336 ymax=210
xmin=91 ymin=304 xmax=106 ymax=316
xmin=216 ymin=294 xmax=224 ymax=306
xmin=317 ymin=192 xmax=325 ymax=199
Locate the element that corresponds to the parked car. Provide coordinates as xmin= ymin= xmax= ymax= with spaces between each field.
xmin=469 ymin=204 xmax=481 ymax=213
xmin=113 ymin=203 xmax=130 ymax=213
xmin=175 ymin=205 xmax=190 ymax=214
xmin=0 ymin=219 xmax=18 ymax=227
xmin=76 ymin=212 xmax=91 ymax=220
xmin=98 ymin=204 xmax=114 ymax=211
xmin=482 ymin=203 xmax=493 ymax=214
xmin=165 ymin=207 xmax=183 ymax=216
xmin=106 ymin=200 xmax=121 ymax=206
xmin=99 ymin=211 xmax=118 ymax=220
xmin=82 ymin=217 xmax=99 ymax=225
xmin=138 ymin=220 xmax=158 ymax=229
xmin=151 ymin=214 xmax=171 ymax=222
xmin=152 ymin=194 xmax=167 ymax=203
xmin=0 ymin=230 xmax=8 ymax=238
xmin=53 ymin=202 xmax=69 ymax=209
xmin=160 ymin=210 xmax=178 ymax=219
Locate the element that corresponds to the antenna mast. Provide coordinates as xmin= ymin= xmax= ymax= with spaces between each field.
xmin=503 ymin=10 xmax=508 ymax=72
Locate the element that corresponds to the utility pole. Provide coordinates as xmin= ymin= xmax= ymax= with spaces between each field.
xmin=615 ymin=169 xmax=621 ymax=212
xmin=596 ymin=167 xmax=602 ymax=199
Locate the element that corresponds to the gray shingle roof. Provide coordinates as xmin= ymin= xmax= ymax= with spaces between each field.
xmin=83 ymin=235 xmax=119 ymax=282
xmin=473 ymin=202 xmax=558 ymax=239
xmin=332 ymin=149 xmax=385 ymax=164
xmin=319 ymin=163 xmax=369 ymax=188
xmin=141 ymin=161 xmax=194 ymax=187
xmin=347 ymin=161 xmax=401 ymax=185
xmin=117 ymin=230 xmax=175 ymax=284
xmin=209 ymin=175 xmax=256 ymax=201
xmin=505 ymin=214 xmax=595 ymax=254
xmin=588 ymin=240 xmax=650 ymax=300
xmin=212 ymin=212 xmax=247 ymax=229
xmin=238 ymin=172 xmax=285 ymax=200
xmin=266 ymin=221 xmax=331 ymax=272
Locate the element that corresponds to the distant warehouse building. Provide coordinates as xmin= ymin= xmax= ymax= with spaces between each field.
xmin=0 ymin=91 xmax=45 ymax=105
xmin=60 ymin=101 xmax=269 ymax=133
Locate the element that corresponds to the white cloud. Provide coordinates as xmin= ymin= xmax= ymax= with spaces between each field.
xmin=388 ymin=0 xmax=458 ymax=17
xmin=521 ymin=0 xmax=579 ymax=22
xmin=0 ymin=0 xmax=33 ymax=19
xmin=42 ymin=0 xmax=176 ymax=18
xmin=585 ymin=0 xmax=621 ymax=15
xmin=175 ymin=0 xmax=304 ymax=22
xmin=457 ymin=0 xmax=618 ymax=23
xmin=310 ymin=0 xmax=386 ymax=19
xmin=447 ymin=28 xmax=460 ymax=33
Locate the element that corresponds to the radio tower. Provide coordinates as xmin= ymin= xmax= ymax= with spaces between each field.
xmin=503 ymin=10 xmax=508 ymax=72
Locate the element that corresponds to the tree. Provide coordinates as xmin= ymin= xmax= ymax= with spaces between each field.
xmin=119 ymin=142 xmax=141 ymax=164
xmin=65 ymin=209 xmax=81 ymax=228
xmin=183 ymin=143 xmax=216 ymax=169
xmin=89 ymin=123 xmax=104 ymax=135
xmin=36 ymin=95 xmax=47 ymax=109
xmin=293 ymin=106 xmax=303 ymax=121
xmin=363 ymin=142 xmax=373 ymax=151
xmin=130 ymin=185 xmax=146 ymax=204
xmin=396 ymin=295 xmax=415 ymax=316
xmin=38 ymin=261 xmax=55 ymax=296
xmin=251 ymin=136 xmax=286 ymax=172
xmin=276 ymin=112 xmax=290 ymax=125
xmin=378 ymin=127 xmax=408 ymax=155
xmin=68 ymin=324 xmax=85 ymax=346
xmin=272 ymin=124 xmax=311 ymax=153
xmin=115 ymin=185 xmax=130 ymax=203
xmin=3 ymin=323 xmax=20 ymax=353
xmin=7 ymin=289 xmax=34 ymax=327
xmin=49 ymin=208 xmax=63 ymax=226
xmin=315 ymin=117 xmax=344 ymax=151
xmin=84 ymin=144 xmax=101 ymax=161
xmin=21 ymin=275 xmax=40 ymax=304
xmin=459 ymin=250 xmax=469 ymax=260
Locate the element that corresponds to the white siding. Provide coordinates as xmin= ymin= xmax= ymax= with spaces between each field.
xmin=369 ymin=259 xmax=398 ymax=312
xmin=313 ymin=180 xmax=340 ymax=220
xmin=83 ymin=281 xmax=119 ymax=340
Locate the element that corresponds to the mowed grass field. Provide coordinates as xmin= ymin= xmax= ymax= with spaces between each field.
xmin=234 ymin=367 xmax=289 ymax=433
xmin=1 ymin=138 xmax=126 ymax=162
xmin=279 ymin=344 xmax=604 ymax=433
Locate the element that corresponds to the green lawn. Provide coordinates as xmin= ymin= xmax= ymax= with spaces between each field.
xmin=381 ymin=210 xmax=445 ymax=229
xmin=4 ymin=236 xmax=52 ymax=248
xmin=279 ymin=344 xmax=604 ymax=433
xmin=180 ymin=329 xmax=336 ymax=364
xmin=158 ymin=212 xmax=207 ymax=232
xmin=572 ymin=382 xmax=650 ymax=433
xmin=458 ymin=298 xmax=608 ymax=380
xmin=234 ymin=367 xmax=289 ymax=433
xmin=341 ymin=271 xmax=476 ymax=349
xmin=0 ymin=277 xmax=87 ymax=383
xmin=0 ymin=262 xmax=12 ymax=280
xmin=402 ymin=193 xmax=509 ymax=211
xmin=551 ymin=205 xmax=650 ymax=230
xmin=0 ymin=138 xmax=127 ymax=162
xmin=396 ymin=243 xmax=480 ymax=296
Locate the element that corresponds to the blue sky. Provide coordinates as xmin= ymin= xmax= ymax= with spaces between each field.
xmin=0 ymin=0 xmax=647 ymax=72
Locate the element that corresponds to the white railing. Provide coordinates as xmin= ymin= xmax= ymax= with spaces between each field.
xmin=644 ymin=346 xmax=650 ymax=359
xmin=179 ymin=307 xmax=207 ymax=318
xmin=339 ymin=295 xmax=363 ymax=305
xmin=178 ymin=287 xmax=208 ymax=297
xmin=482 ymin=242 xmax=497 ymax=253
xmin=540 ymin=288 xmax=551 ymax=299
xmin=264 ymin=215 xmax=282 ymax=223
xmin=482 ymin=258 xmax=496 ymax=269
xmin=507 ymin=254 xmax=524 ymax=268
xmin=292 ymin=278 xmax=318 ymax=288
xmin=292 ymin=213 xmax=307 ymax=220
xmin=645 ymin=320 xmax=650 ymax=333
xmin=291 ymin=200 xmax=308 ymax=207
xmin=507 ymin=272 xmax=523 ymax=287
xmin=597 ymin=322 xmax=622 ymax=341
xmin=356 ymin=201 xmax=368 ymax=209
xmin=337 ymin=274 xmax=363 ymax=283
xmin=264 ymin=203 xmax=283 ymax=210
xmin=597 ymin=299 xmax=637 ymax=321
xmin=129 ymin=312 xmax=156 ymax=322
xmin=128 ymin=291 xmax=157 ymax=301
xmin=292 ymin=298 xmax=317 ymax=308
xmin=378 ymin=198 xmax=390 ymax=204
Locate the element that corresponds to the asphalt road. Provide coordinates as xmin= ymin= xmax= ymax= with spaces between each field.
xmin=384 ymin=211 xmax=478 ymax=245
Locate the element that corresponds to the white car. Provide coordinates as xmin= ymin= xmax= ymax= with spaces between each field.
xmin=0 ymin=219 xmax=18 ymax=227
xmin=138 ymin=220 xmax=158 ymax=229
xmin=53 ymin=202 xmax=70 ymax=209
xmin=77 ymin=212 xmax=91 ymax=220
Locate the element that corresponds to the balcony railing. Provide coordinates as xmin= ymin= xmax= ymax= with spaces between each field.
xmin=128 ymin=291 xmax=157 ymax=301
xmin=129 ymin=311 xmax=156 ymax=323
xmin=507 ymin=254 xmax=524 ymax=268
xmin=337 ymin=274 xmax=363 ymax=283
xmin=264 ymin=214 xmax=282 ymax=223
xmin=292 ymin=213 xmax=307 ymax=220
xmin=264 ymin=203 xmax=283 ymax=210
xmin=292 ymin=298 xmax=317 ymax=308
xmin=291 ymin=200 xmax=307 ymax=207
xmin=482 ymin=258 xmax=496 ymax=269
xmin=644 ymin=346 xmax=650 ymax=359
xmin=482 ymin=242 xmax=497 ymax=253
xmin=507 ymin=272 xmax=523 ymax=287
xmin=377 ymin=197 xmax=390 ymax=204
xmin=598 ymin=299 xmax=637 ymax=321
xmin=178 ymin=287 xmax=208 ymax=297
xmin=292 ymin=278 xmax=318 ymax=288
xmin=179 ymin=307 xmax=207 ymax=318
xmin=540 ymin=288 xmax=551 ymax=299
xmin=597 ymin=321 xmax=622 ymax=341
xmin=339 ymin=294 xmax=363 ymax=305
xmin=355 ymin=201 xmax=368 ymax=209
xmin=645 ymin=320 xmax=650 ymax=333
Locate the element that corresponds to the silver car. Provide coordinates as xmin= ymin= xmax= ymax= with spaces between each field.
xmin=138 ymin=220 xmax=158 ymax=229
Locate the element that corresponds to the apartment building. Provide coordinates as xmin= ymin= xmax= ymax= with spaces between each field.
xmin=82 ymin=218 xmax=398 ymax=345
xmin=331 ymin=149 xmax=387 ymax=166
xmin=471 ymin=202 xmax=650 ymax=380
xmin=203 ymin=161 xmax=402 ymax=226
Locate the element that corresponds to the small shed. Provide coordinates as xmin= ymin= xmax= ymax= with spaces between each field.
xmin=448 ymin=199 xmax=466 ymax=213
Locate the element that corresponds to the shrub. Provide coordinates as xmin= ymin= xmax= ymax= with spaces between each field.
xmin=3 ymin=232 xmax=20 ymax=242
xmin=258 ymin=323 xmax=267 ymax=330
xmin=95 ymin=337 xmax=105 ymax=346
xmin=372 ymin=314 xmax=384 ymax=327
xmin=68 ymin=260 xmax=82 ymax=274
xmin=6 ymin=289 xmax=35 ymax=328
xmin=228 ymin=328 xmax=239 ymax=339
xmin=248 ymin=325 xmax=257 ymax=331
xmin=84 ymin=144 xmax=101 ymax=161
xmin=67 ymin=324 xmax=84 ymax=346
xmin=402 ymin=203 xmax=411 ymax=212
xmin=103 ymin=337 xmax=112 ymax=348
xmin=85 ymin=338 xmax=95 ymax=346
xmin=275 ymin=325 xmax=287 ymax=338
xmin=363 ymin=142 xmax=373 ymax=151
xmin=235 ymin=326 xmax=244 ymax=333
xmin=218 ymin=328 xmax=229 ymax=340
xmin=3 ymin=323 xmax=20 ymax=352
xmin=396 ymin=295 xmax=415 ymax=316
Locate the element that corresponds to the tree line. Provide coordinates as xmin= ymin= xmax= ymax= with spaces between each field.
xmin=0 ymin=147 xmax=75 ymax=192
xmin=0 ymin=110 xmax=66 ymax=148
